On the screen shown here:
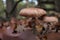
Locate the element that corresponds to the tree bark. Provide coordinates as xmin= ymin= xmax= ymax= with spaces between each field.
xmin=6 ymin=0 xmax=14 ymax=18
xmin=6 ymin=0 xmax=22 ymax=18
xmin=55 ymin=0 xmax=60 ymax=12
xmin=26 ymin=0 xmax=29 ymax=8
xmin=37 ymin=0 xmax=41 ymax=8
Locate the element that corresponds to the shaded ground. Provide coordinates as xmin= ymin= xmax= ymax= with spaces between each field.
xmin=0 ymin=29 xmax=60 ymax=40
xmin=47 ymin=32 xmax=60 ymax=40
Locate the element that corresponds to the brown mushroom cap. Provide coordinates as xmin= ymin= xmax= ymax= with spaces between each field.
xmin=43 ymin=16 xmax=58 ymax=23
xmin=19 ymin=8 xmax=46 ymax=17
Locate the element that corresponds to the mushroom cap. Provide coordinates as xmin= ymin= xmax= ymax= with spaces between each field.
xmin=43 ymin=16 xmax=58 ymax=23
xmin=19 ymin=8 xmax=46 ymax=17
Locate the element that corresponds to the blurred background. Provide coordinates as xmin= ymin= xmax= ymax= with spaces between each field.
xmin=0 ymin=0 xmax=60 ymax=19
xmin=0 ymin=1 xmax=60 ymax=40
